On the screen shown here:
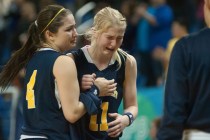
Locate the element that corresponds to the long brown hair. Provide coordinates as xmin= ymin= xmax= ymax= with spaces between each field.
xmin=0 ymin=5 xmax=72 ymax=91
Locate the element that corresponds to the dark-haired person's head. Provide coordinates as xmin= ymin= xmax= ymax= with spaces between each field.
xmin=172 ymin=17 xmax=189 ymax=38
xmin=0 ymin=5 xmax=78 ymax=90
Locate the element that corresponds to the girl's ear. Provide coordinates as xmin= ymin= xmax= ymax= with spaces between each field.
xmin=44 ymin=30 xmax=55 ymax=42
xmin=92 ymin=29 xmax=100 ymax=39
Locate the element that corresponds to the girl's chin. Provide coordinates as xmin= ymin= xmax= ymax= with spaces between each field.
xmin=70 ymin=42 xmax=77 ymax=47
xmin=103 ymin=51 xmax=114 ymax=56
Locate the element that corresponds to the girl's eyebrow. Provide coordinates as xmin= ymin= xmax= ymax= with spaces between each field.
xmin=65 ymin=24 xmax=76 ymax=29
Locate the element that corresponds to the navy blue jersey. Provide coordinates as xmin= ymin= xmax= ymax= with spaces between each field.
xmin=71 ymin=47 xmax=126 ymax=140
xmin=21 ymin=48 xmax=71 ymax=140
xmin=158 ymin=28 xmax=210 ymax=139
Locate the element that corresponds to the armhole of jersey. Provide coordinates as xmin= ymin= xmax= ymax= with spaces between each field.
xmin=51 ymin=53 xmax=63 ymax=79
xmin=118 ymin=51 xmax=127 ymax=81
xmin=71 ymin=49 xmax=82 ymax=62
xmin=119 ymin=51 xmax=127 ymax=67
xmin=51 ymin=54 xmax=66 ymax=109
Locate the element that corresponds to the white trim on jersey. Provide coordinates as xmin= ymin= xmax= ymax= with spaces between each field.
xmin=182 ymin=129 xmax=210 ymax=140
xmin=38 ymin=48 xmax=57 ymax=52
xmin=81 ymin=45 xmax=116 ymax=65
xmin=20 ymin=134 xmax=48 ymax=139
xmin=54 ymin=80 xmax=61 ymax=108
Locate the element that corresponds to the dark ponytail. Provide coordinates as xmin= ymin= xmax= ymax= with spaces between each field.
xmin=0 ymin=22 xmax=39 ymax=91
xmin=0 ymin=5 xmax=72 ymax=91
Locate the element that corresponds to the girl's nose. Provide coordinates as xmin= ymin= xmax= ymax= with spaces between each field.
xmin=73 ymin=27 xmax=78 ymax=37
xmin=110 ymin=39 xmax=117 ymax=47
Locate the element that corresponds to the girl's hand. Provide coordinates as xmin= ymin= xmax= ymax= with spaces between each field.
xmin=81 ymin=73 xmax=96 ymax=91
xmin=94 ymin=78 xmax=117 ymax=97
xmin=107 ymin=113 xmax=129 ymax=137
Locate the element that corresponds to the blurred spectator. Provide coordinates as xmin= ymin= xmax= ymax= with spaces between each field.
xmin=133 ymin=0 xmax=173 ymax=86
xmin=120 ymin=0 xmax=137 ymax=54
xmin=10 ymin=1 xmax=37 ymax=53
xmin=54 ymin=0 xmax=76 ymax=13
xmin=0 ymin=0 xmax=13 ymax=65
xmin=150 ymin=117 xmax=162 ymax=140
xmin=153 ymin=17 xmax=189 ymax=79
xmin=0 ymin=66 xmax=23 ymax=140
xmin=84 ymin=0 xmax=121 ymax=9
xmin=13 ymin=69 xmax=25 ymax=140
xmin=1 ymin=0 xmax=36 ymax=65
xmin=132 ymin=2 xmax=155 ymax=86
xmin=0 ymin=93 xmax=12 ymax=140
xmin=0 ymin=119 xmax=2 ymax=140
xmin=167 ymin=0 xmax=196 ymax=32
xmin=38 ymin=0 xmax=56 ymax=11
xmin=75 ymin=1 xmax=109 ymax=48
xmin=195 ymin=0 xmax=205 ymax=30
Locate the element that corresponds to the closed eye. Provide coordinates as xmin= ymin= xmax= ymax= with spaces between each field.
xmin=107 ymin=36 xmax=114 ymax=40
xmin=117 ymin=37 xmax=123 ymax=40
xmin=65 ymin=24 xmax=76 ymax=32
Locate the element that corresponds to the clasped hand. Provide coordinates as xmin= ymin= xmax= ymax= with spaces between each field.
xmin=81 ymin=73 xmax=117 ymax=97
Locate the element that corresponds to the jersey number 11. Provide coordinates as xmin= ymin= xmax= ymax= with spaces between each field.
xmin=89 ymin=102 xmax=109 ymax=131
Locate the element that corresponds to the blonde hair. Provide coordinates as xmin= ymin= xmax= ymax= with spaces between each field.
xmin=85 ymin=7 xmax=127 ymax=68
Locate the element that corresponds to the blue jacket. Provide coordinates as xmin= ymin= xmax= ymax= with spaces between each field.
xmin=158 ymin=28 xmax=210 ymax=139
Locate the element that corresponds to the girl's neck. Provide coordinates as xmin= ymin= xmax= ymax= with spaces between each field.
xmin=42 ymin=43 xmax=60 ymax=52
xmin=87 ymin=46 xmax=112 ymax=70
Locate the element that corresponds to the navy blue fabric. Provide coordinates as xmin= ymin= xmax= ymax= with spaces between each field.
xmin=71 ymin=48 xmax=126 ymax=140
xmin=158 ymin=28 xmax=210 ymax=139
xmin=79 ymin=86 xmax=102 ymax=115
xmin=21 ymin=50 xmax=71 ymax=140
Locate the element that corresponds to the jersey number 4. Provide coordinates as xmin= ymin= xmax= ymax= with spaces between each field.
xmin=26 ymin=70 xmax=37 ymax=109
xmin=89 ymin=102 xmax=109 ymax=131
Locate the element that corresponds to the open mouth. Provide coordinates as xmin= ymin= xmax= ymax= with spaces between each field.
xmin=106 ymin=48 xmax=114 ymax=51
xmin=70 ymin=39 xmax=76 ymax=44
